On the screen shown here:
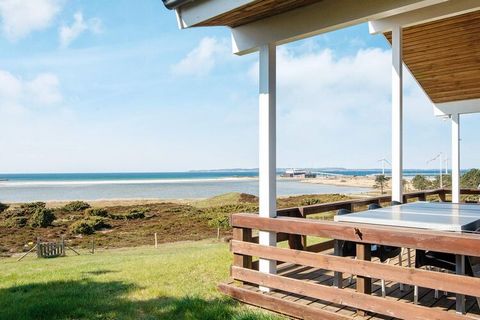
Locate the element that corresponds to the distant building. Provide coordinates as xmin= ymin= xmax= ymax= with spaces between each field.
xmin=282 ymin=169 xmax=316 ymax=178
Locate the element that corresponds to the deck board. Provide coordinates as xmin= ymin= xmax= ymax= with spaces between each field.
xmin=223 ymin=249 xmax=480 ymax=319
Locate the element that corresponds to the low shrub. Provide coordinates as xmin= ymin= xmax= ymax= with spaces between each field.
xmin=69 ymin=220 xmax=95 ymax=235
xmin=20 ymin=202 xmax=46 ymax=214
xmin=87 ymin=217 xmax=111 ymax=230
xmin=85 ymin=208 xmax=108 ymax=217
xmin=110 ymin=208 xmax=147 ymax=220
xmin=69 ymin=217 xmax=111 ymax=235
xmin=301 ymin=198 xmax=322 ymax=206
xmin=5 ymin=216 xmax=28 ymax=228
xmin=63 ymin=201 xmax=91 ymax=212
xmin=2 ymin=208 xmax=24 ymax=219
xmin=0 ymin=202 xmax=9 ymax=213
xmin=29 ymin=208 xmax=55 ymax=227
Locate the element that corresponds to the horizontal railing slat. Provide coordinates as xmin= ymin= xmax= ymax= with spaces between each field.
xmin=274 ymin=188 xmax=479 ymax=217
xmin=218 ymin=283 xmax=350 ymax=320
xmin=231 ymin=240 xmax=480 ymax=297
xmin=231 ymin=266 xmax=471 ymax=320
xmin=305 ymin=239 xmax=334 ymax=252
xmin=231 ymin=214 xmax=480 ymax=257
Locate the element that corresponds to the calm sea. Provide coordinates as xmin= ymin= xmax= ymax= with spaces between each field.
xmin=0 ymin=169 xmax=445 ymax=202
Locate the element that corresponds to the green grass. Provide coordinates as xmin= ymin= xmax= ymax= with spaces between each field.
xmin=0 ymin=240 xmax=284 ymax=320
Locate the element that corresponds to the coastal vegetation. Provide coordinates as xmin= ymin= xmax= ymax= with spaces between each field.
xmin=63 ymin=200 xmax=91 ymax=212
xmin=0 ymin=241 xmax=283 ymax=320
xmin=411 ymin=168 xmax=480 ymax=190
xmin=0 ymin=193 xmax=352 ymax=255
xmin=373 ymin=174 xmax=390 ymax=194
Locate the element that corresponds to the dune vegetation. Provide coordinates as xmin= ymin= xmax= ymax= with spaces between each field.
xmin=0 ymin=192 xmax=353 ymax=255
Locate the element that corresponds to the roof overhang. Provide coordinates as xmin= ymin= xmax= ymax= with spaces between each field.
xmin=369 ymin=0 xmax=480 ymax=34
xmin=231 ymin=0 xmax=446 ymax=55
xmin=434 ymin=99 xmax=480 ymax=117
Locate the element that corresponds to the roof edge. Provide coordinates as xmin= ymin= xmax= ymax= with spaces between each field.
xmin=162 ymin=0 xmax=195 ymax=10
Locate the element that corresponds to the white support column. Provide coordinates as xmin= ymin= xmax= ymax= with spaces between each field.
xmin=258 ymin=43 xmax=277 ymax=291
xmin=451 ymin=113 xmax=460 ymax=203
xmin=391 ymin=25 xmax=404 ymax=203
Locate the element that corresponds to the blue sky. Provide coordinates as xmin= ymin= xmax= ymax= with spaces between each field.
xmin=0 ymin=0 xmax=478 ymax=173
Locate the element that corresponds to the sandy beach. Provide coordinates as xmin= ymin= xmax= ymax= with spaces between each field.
xmin=300 ymin=175 xmax=377 ymax=188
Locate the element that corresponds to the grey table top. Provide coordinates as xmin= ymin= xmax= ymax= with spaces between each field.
xmin=333 ymin=201 xmax=480 ymax=232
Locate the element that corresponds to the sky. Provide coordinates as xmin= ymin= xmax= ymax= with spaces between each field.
xmin=0 ymin=0 xmax=478 ymax=173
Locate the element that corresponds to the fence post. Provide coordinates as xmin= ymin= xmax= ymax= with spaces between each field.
xmin=154 ymin=233 xmax=158 ymax=248
xmin=36 ymin=237 xmax=41 ymax=258
xmin=232 ymin=227 xmax=253 ymax=270
xmin=61 ymin=236 xmax=66 ymax=256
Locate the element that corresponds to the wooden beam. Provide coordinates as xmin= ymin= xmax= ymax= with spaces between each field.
xmin=231 ymin=214 xmax=480 ymax=257
xmin=230 ymin=266 xmax=469 ymax=320
xmin=218 ymin=283 xmax=350 ymax=320
xmin=231 ymin=240 xmax=480 ymax=297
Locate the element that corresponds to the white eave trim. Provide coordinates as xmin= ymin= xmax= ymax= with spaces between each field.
xmin=231 ymin=0 xmax=446 ymax=55
xmin=434 ymin=98 xmax=480 ymax=117
xmin=369 ymin=0 xmax=480 ymax=34
xmin=177 ymin=0 xmax=257 ymax=28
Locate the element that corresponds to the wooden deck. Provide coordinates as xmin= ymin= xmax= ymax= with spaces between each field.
xmin=221 ymin=249 xmax=480 ymax=319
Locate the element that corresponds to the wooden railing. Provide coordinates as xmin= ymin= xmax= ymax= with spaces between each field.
xmin=224 ymin=188 xmax=480 ymax=320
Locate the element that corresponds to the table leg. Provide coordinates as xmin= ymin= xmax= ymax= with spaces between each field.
xmin=356 ymin=243 xmax=372 ymax=316
xmin=333 ymin=240 xmax=343 ymax=288
xmin=456 ymin=255 xmax=465 ymax=314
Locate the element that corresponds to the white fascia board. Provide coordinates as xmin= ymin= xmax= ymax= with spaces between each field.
xmin=369 ymin=0 xmax=480 ymax=34
xmin=231 ymin=0 xmax=445 ymax=55
xmin=177 ymin=0 xmax=256 ymax=28
xmin=434 ymin=98 xmax=480 ymax=116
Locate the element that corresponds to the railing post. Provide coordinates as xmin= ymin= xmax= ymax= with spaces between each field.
xmin=356 ymin=243 xmax=372 ymax=316
xmin=419 ymin=192 xmax=426 ymax=201
xmin=232 ymin=227 xmax=252 ymax=270
xmin=439 ymin=189 xmax=447 ymax=202
xmin=288 ymin=208 xmax=305 ymax=250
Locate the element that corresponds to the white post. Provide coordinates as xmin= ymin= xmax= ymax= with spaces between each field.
xmin=439 ymin=153 xmax=443 ymax=189
xmin=258 ymin=43 xmax=277 ymax=291
xmin=391 ymin=25 xmax=403 ymax=203
xmin=451 ymin=113 xmax=460 ymax=203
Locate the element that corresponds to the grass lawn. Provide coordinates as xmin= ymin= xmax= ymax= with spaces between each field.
xmin=0 ymin=240 xmax=284 ymax=320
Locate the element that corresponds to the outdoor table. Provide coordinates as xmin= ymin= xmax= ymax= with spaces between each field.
xmin=334 ymin=201 xmax=480 ymax=314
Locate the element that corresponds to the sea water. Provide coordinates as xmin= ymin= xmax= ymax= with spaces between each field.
xmin=0 ymin=171 xmax=367 ymax=202
xmin=0 ymin=169 xmax=446 ymax=202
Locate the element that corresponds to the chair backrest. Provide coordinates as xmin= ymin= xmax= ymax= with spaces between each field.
xmin=368 ymin=203 xmax=382 ymax=210
xmin=337 ymin=208 xmax=351 ymax=216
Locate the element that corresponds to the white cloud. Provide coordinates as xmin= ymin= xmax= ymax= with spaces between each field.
xmin=26 ymin=73 xmax=62 ymax=105
xmin=0 ymin=70 xmax=62 ymax=114
xmin=171 ymin=37 xmax=229 ymax=76
xmin=59 ymin=11 xmax=102 ymax=48
xmin=247 ymin=45 xmax=447 ymax=168
xmin=0 ymin=0 xmax=62 ymax=41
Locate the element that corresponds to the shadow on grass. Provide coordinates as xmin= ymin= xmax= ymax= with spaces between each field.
xmin=82 ymin=269 xmax=119 ymax=276
xmin=0 ymin=279 xmax=276 ymax=320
